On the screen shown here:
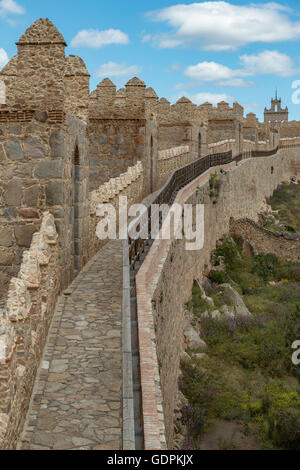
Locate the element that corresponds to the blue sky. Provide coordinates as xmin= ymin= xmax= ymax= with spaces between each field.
xmin=1 ymin=0 xmax=300 ymax=120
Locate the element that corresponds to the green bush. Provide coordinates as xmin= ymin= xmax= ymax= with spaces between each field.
xmin=209 ymin=270 xmax=227 ymax=285
xmin=266 ymin=407 xmax=300 ymax=449
xmin=252 ymin=253 xmax=279 ymax=281
xmin=213 ymin=237 xmax=242 ymax=270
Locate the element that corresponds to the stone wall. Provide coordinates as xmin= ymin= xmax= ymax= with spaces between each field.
xmin=89 ymin=161 xmax=144 ymax=259
xmin=0 ymin=112 xmax=89 ymax=304
xmin=0 ymin=212 xmax=59 ymax=449
xmin=88 ymin=77 xmax=158 ymax=195
xmin=136 ymin=147 xmax=300 ymax=448
xmin=88 ymin=118 xmax=146 ymax=191
xmin=157 ymin=146 xmax=190 ymax=188
xmin=230 ymin=218 xmax=300 ymax=262
xmin=0 ymin=81 xmax=5 ymax=105
xmin=13 ymin=20 xmax=67 ymax=111
xmin=157 ymin=98 xmax=207 ymax=161
xmin=207 ymin=139 xmax=236 ymax=154
xmin=280 ymin=136 xmax=300 ymax=147
xmin=64 ymin=55 xmax=90 ymax=122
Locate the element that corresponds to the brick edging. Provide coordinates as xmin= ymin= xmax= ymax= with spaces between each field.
xmin=135 ymin=161 xmax=236 ymax=449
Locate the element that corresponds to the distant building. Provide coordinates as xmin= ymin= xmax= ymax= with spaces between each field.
xmin=264 ymin=91 xmax=288 ymax=126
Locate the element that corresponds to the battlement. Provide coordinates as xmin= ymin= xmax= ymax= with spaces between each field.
xmin=244 ymin=112 xmax=259 ymax=127
xmin=0 ymin=19 xmax=89 ymax=117
xmin=89 ymin=77 xmax=159 ymax=120
xmin=199 ymin=101 xmax=244 ymax=121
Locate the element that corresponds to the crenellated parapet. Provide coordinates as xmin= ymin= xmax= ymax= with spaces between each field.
xmin=89 ymin=77 xmax=159 ymax=120
xmin=64 ymin=55 xmax=90 ymax=121
xmin=0 ymin=212 xmax=59 ymax=449
xmin=199 ymin=101 xmax=244 ymax=122
xmin=157 ymin=146 xmax=190 ymax=187
xmin=0 ymin=19 xmax=90 ymax=119
xmin=89 ymin=161 xmax=144 ymax=258
xmin=199 ymin=101 xmax=244 ymax=155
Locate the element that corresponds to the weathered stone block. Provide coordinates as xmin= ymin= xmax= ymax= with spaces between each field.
xmin=24 ymin=137 xmax=46 ymax=159
xmin=34 ymin=159 xmax=62 ymax=179
xmin=6 ymin=179 xmax=22 ymax=206
xmin=18 ymin=209 xmax=40 ymax=219
xmin=98 ymin=135 xmax=108 ymax=144
xmin=8 ymin=124 xmax=21 ymax=135
xmin=14 ymin=224 xmax=37 ymax=248
xmin=0 ymin=228 xmax=13 ymax=247
xmin=45 ymin=181 xmax=64 ymax=206
xmin=74 ymin=182 xmax=83 ymax=203
xmin=6 ymin=139 xmax=24 ymax=161
xmin=0 ymin=250 xmax=14 ymax=266
xmin=34 ymin=111 xmax=48 ymax=123
xmin=0 ymin=145 xmax=5 ymax=162
xmin=89 ymin=157 xmax=100 ymax=167
xmin=24 ymin=186 xmax=39 ymax=207
xmin=50 ymin=131 xmax=65 ymax=158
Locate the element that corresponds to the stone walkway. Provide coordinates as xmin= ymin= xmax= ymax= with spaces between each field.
xmin=18 ymin=240 xmax=123 ymax=450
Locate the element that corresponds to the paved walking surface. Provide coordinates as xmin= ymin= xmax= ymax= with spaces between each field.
xmin=18 ymin=241 xmax=123 ymax=450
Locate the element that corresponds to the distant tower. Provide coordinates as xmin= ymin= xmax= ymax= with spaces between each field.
xmin=264 ymin=91 xmax=288 ymax=127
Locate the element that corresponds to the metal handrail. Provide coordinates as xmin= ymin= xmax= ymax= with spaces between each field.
xmin=128 ymin=150 xmax=232 ymax=268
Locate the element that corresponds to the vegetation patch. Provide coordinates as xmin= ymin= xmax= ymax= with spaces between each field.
xmin=180 ymin=235 xmax=300 ymax=450
xmin=266 ymin=183 xmax=300 ymax=233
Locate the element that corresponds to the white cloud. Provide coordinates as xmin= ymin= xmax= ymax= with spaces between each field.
xmin=0 ymin=48 xmax=8 ymax=69
xmin=71 ymin=29 xmax=129 ymax=48
xmin=183 ymin=51 xmax=299 ymax=89
xmin=147 ymin=2 xmax=300 ymax=51
xmin=96 ymin=62 xmax=142 ymax=78
xmin=0 ymin=0 xmax=24 ymax=17
xmin=240 ymin=50 xmax=299 ymax=77
xmin=218 ymin=79 xmax=255 ymax=88
xmin=185 ymin=61 xmax=246 ymax=82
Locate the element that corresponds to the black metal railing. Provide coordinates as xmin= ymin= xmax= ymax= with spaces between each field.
xmin=128 ymin=150 xmax=232 ymax=269
xmin=251 ymin=146 xmax=279 ymax=158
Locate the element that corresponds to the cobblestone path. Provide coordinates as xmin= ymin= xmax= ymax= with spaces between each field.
xmin=18 ymin=241 xmax=123 ymax=450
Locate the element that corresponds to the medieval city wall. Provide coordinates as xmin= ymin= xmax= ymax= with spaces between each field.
xmin=0 ymin=212 xmax=60 ymax=449
xmin=230 ymin=218 xmax=300 ymax=263
xmin=89 ymin=161 xmax=144 ymax=259
xmin=0 ymin=110 xmax=89 ymax=305
xmin=136 ymin=148 xmax=300 ymax=448
xmin=157 ymin=146 xmax=190 ymax=188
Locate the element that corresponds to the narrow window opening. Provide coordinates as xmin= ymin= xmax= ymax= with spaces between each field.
xmin=74 ymin=144 xmax=80 ymax=166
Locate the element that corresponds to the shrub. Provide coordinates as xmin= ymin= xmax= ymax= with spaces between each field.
xmin=266 ymin=407 xmax=300 ymax=449
xmin=209 ymin=270 xmax=227 ymax=285
xmin=252 ymin=253 xmax=279 ymax=281
xmin=213 ymin=237 xmax=241 ymax=270
xmin=181 ymin=403 xmax=207 ymax=440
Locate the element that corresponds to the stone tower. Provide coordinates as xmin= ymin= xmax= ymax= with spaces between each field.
xmin=264 ymin=91 xmax=288 ymax=127
xmin=0 ymin=19 xmax=90 ymax=294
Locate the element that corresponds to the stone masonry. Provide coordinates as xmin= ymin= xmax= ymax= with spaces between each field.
xmin=0 ymin=17 xmax=300 ymax=450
